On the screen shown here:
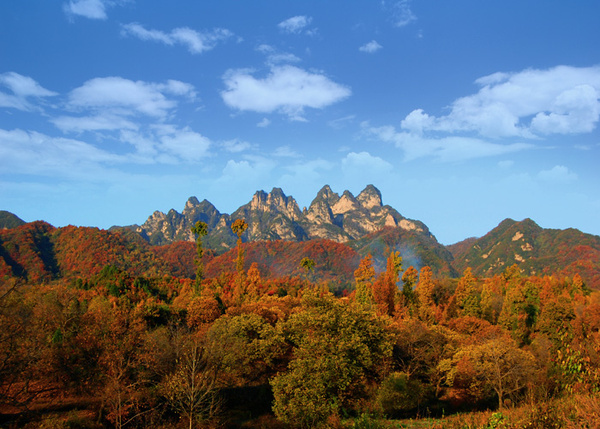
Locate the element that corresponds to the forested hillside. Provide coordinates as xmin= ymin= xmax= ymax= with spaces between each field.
xmin=449 ymin=218 xmax=600 ymax=289
xmin=0 ymin=217 xmax=599 ymax=428
xmin=0 ymin=211 xmax=25 ymax=229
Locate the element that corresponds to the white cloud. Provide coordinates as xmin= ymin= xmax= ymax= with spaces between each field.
xmin=257 ymin=118 xmax=271 ymax=128
xmin=400 ymin=109 xmax=434 ymax=134
xmin=363 ymin=123 xmax=533 ymax=162
xmin=338 ymin=152 xmax=395 ymax=194
xmin=60 ymin=76 xmax=196 ymax=125
xmin=67 ymin=77 xmax=174 ymax=117
xmin=387 ymin=0 xmax=417 ymax=27
xmin=531 ymin=85 xmax=599 ymax=134
xmin=222 ymin=139 xmax=255 ymax=153
xmin=221 ymin=159 xmax=255 ymax=179
xmin=256 ymin=44 xmax=301 ymax=66
xmin=359 ymin=40 xmax=383 ymax=53
xmin=121 ymin=23 xmax=233 ymax=54
xmin=268 ymin=53 xmax=302 ymax=64
xmin=121 ymin=23 xmax=172 ymax=44
xmin=402 ymin=65 xmax=600 ymax=138
xmin=63 ymin=0 xmax=107 ymax=20
xmin=0 ymin=72 xmax=57 ymax=111
xmin=537 ymin=165 xmax=578 ymax=183
xmin=119 ymin=130 xmax=158 ymax=160
xmin=278 ymin=16 xmax=312 ymax=34
xmin=221 ymin=65 xmax=351 ymax=121
xmin=158 ymin=80 xmax=198 ymax=99
xmin=117 ymin=126 xmax=212 ymax=164
xmin=157 ymin=128 xmax=211 ymax=162
xmin=52 ymin=114 xmax=138 ymax=132
xmin=256 ymin=44 xmax=273 ymax=54
xmin=30 ymin=74 xmax=209 ymax=165
xmin=342 ymin=151 xmax=393 ymax=172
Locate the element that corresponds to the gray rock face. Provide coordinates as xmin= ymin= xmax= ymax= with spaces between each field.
xmin=129 ymin=185 xmax=431 ymax=252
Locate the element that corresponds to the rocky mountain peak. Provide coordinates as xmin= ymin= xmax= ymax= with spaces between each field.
xmin=248 ymin=188 xmax=301 ymax=219
xmin=318 ymin=185 xmax=340 ymax=202
xmin=266 ymin=187 xmax=291 ymax=211
xmin=332 ymin=190 xmax=360 ymax=215
xmin=357 ymin=185 xmax=382 ymax=209
xmin=147 ymin=210 xmax=167 ymax=223
xmin=249 ymin=190 xmax=269 ymax=211
xmin=185 ymin=196 xmax=201 ymax=208
xmin=131 ymin=185 xmax=431 ymax=250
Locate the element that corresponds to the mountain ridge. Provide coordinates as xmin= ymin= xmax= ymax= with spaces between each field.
xmin=3 ymin=185 xmax=600 ymax=289
xmin=449 ymin=217 xmax=600 ymax=286
xmin=118 ymin=184 xmax=432 ymax=252
xmin=1 ymin=214 xmax=600 ymax=289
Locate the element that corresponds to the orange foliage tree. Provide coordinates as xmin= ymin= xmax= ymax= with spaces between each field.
xmin=372 ymin=251 xmax=402 ymax=317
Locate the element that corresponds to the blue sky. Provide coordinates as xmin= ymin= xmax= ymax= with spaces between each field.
xmin=1 ymin=0 xmax=599 ymax=245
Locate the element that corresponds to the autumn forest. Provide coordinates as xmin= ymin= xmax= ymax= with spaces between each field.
xmin=1 ymin=216 xmax=600 ymax=429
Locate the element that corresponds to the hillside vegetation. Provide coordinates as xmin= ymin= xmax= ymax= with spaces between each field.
xmin=0 ymin=218 xmax=599 ymax=428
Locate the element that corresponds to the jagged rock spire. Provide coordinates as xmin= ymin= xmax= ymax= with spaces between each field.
xmin=357 ymin=184 xmax=383 ymax=209
xmin=133 ymin=184 xmax=428 ymax=250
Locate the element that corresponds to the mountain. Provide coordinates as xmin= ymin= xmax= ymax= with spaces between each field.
xmin=0 ymin=221 xmax=173 ymax=283
xmin=0 ymin=222 xmax=359 ymax=288
xmin=120 ymin=185 xmax=434 ymax=253
xmin=449 ymin=218 xmax=600 ymax=288
xmin=2 ymin=214 xmax=600 ymax=290
xmin=0 ymin=211 xmax=26 ymax=229
xmin=124 ymin=197 xmax=225 ymax=246
xmin=0 ymin=221 xmax=58 ymax=283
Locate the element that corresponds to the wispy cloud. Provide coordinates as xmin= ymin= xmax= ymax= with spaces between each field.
xmin=52 ymin=114 xmax=138 ymax=133
xmin=222 ymin=139 xmax=256 ymax=153
xmin=257 ymin=118 xmax=271 ymax=128
xmin=328 ymin=115 xmax=356 ymax=129
xmin=386 ymin=0 xmax=417 ymax=27
xmin=0 ymin=72 xmax=57 ymax=111
xmin=359 ymin=40 xmax=383 ymax=53
xmin=362 ymin=123 xmax=533 ymax=162
xmin=121 ymin=23 xmax=233 ymax=54
xmin=278 ymin=16 xmax=313 ymax=34
xmin=256 ymin=44 xmax=302 ymax=66
xmin=0 ymin=128 xmax=121 ymax=179
xmin=274 ymin=146 xmax=301 ymax=158
xmin=221 ymin=65 xmax=351 ymax=121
